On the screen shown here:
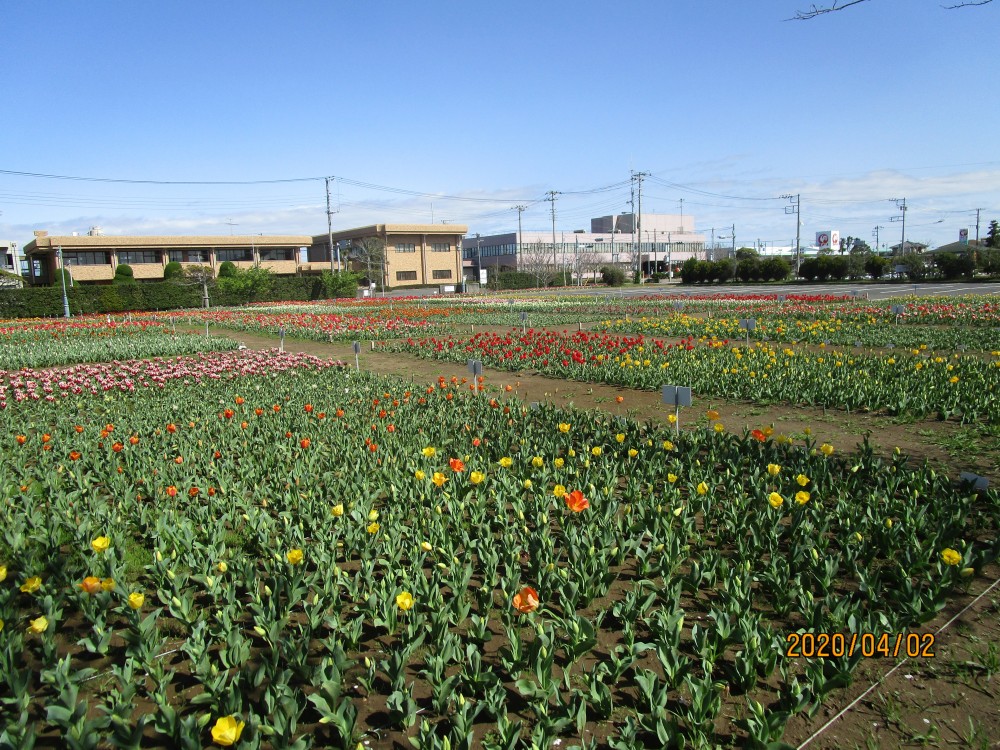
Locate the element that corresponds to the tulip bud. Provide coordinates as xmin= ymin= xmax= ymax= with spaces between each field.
xmin=457 ymin=694 xmax=466 ymax=707
xmin=166 ymin=569 xmax=175 ymax=580
xmin=171 ymin=596 xmax=182 ymax=608
xmin=254 ymin=625 xmax=266 ymax=637
xmin=811 ymin=548 xmax=819 ymax=561
xmin=540 ymin=647 xmax=547 ymax=659
xmin=961 ymin=567 xmax=974 ymax=578
xmin=364 ymin=657 xmax=372 ymax=669
xmin=540 ymin=513 xmax=548 ymax=524
xmin=155 ymin=550 xmax=163 ymax=562
xmin=205 ymin=576 xmax=215 ymax=587
xmin=264 ymin=585 xmax=272 ymax=596
xmin=655 ymin=543 xmax=664 ymax=553
xmin=211 ymin=664 xmax=218 ymax=677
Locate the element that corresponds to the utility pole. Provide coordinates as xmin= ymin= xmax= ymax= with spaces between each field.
xmin=679 ymin=198 xmax=684 ymax=230
xmin=512 ymin=204 xmax=528 ymax=272
xmin=873 ymin=225 xmax=884 ymax=253
xmin=781 ymin=194 xmax=801 ymax=275
xmin=890 ymin=198 xmax=907 ymax=254
xmin=475 ymin=233 xmax=482 ymax=283
xmin=325 ymin=176 xmax=340 ymax=273
xmin=975 ymin=208 xmax=982 ymax=245
xmin=633 ymin=171 xmax=648 ymax=282
xmin=546 ymin=191 xmax=559 ymax=280
xmin=710 ymin=227 xmax=715 ymax=261
xmin=667 ymin=231 xmax=672 ymax=279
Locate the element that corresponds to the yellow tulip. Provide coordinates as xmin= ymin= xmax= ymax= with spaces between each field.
xmin=767 ymin=464 xmax=781 ymax=477
xmin=421 ymin=446 xmax=436 ymax=458
xmin=469 ymin=471 xmax=485 ymax=485
xmin=432 ymin=472 xmax=447 ymax=487
xmin=0 ymin=564 xmax=6 ymax=583
xmin=696 ymin=482 xmax=709 ymax=496
xmin=498 ymin=457 xmax=513 ymax=468
xmin=940 ymin=548 xmax=962 ymax=566
xmin=210 ymin=716 xmax=245 ymax=747
xmin=128 ymin=592 xmax=145 ymax=610
xmin=553 ymin=484 xmax=567 ymax=498
xmin=768 ymin=492 xmax=784 ymax=509
xmin=20 ymin=576 xmax=41 ymax=594
xmin=91 ymin=536 xmax=111 ymax=554
xmin=414 ymin=470 xmax=426 ymax=480
xmin=396 ymin=591 xmax=415 ymax=611
xmin=331 ymin=504 xmax=344 ymax=517
xmin=794 ymin=491 xmax=810 ymax=505
xmin=286 ymin=549 xmax=304 ymax=566
xmin=420 ymin=541 xmax=432 ymax=553
xmin=366 ymin=522 xmax=380 ymax=534
xmin=29 ymin=615 xmax=48 ymax=634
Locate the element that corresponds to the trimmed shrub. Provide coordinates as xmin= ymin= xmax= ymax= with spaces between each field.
xmin=600 ymin=266 xmax=626 ymax=286
xmin=163 ymin=261 xmax=183 ymax=280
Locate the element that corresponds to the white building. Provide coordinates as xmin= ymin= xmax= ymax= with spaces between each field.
xmin=462 ymin=213 xmax=706 ymax=282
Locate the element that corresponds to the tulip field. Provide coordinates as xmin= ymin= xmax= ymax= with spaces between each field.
xmin=1 ymin=291 xmax=999 ymax=749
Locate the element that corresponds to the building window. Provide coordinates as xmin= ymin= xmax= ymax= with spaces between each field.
xmin=62 ymin=251 xmax=111 ymax=266
xmin=396 ymin=270 xmax=417 ymax=281
xmin=395 ymin=243 xmax=416 ymax=253
xmin=118 ymin=250 xmax=160 ymax=265
xmin=167 ymin=249 xmax=209 ymax=264
xmin=260 ymin=247 xmax=294 ymax=261
xmin=216 ymin=248 xmax=253 ymax=263
xmin=431 ymin=243 xmax=450 ymax=252
xmin=432 ymin=269 xmax=452 ymax=279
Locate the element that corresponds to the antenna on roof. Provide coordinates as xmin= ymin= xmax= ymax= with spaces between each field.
xmin=224 ymin=218 xmax=238 ymax=236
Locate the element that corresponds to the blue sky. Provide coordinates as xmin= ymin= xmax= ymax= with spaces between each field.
xmin=2 ymin=0 xmax=998 ymax=251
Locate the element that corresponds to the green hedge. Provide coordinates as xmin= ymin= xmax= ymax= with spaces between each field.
xmin=0 ymin=277 xmax=326 ymax=318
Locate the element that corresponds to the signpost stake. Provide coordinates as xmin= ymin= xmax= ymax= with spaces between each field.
xmin=278 ymin=326 xmax=285 ymax=353
xmin=353 ymin=341 xmax=361 ymax=371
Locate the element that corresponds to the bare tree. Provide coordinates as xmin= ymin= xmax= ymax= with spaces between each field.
xmin=348 ymin=237 xmax=387 ymax=289
xmin=791 ymin=0 xmax=991 ymax=19
xmin=182 ymin=265 xmax=215 ymax=308
xmin=517 ymin=242 xmax=555 ymax=288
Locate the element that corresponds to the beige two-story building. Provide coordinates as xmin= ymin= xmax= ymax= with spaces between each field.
xmin=311 ymin=224 xmax=467 ymax=289
xmin=23 ymin=230 xmax=312 ymax=285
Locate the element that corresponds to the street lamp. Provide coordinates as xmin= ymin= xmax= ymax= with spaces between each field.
xmin=56 ymin=246 xmax=70 ymax=318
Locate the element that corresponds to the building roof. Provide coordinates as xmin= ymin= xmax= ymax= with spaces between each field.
xmin=928 ymin=240 xmax=982 ymax=254
xmin=320 ymin=224 xmax=468 ymax=243
xmin=24 ymin=233 xmax=313 ymax=254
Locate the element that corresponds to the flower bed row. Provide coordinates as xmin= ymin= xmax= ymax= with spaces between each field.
xmin=1 ymin=360 xmax=997 ymax=747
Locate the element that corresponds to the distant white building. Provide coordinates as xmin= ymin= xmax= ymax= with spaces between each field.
xmin=0 ymin=240 xmax=26 ymax=286
xmin=463 ymin=213 xmax=706 ymax=281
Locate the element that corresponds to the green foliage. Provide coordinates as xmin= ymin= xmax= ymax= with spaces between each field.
xmin=711 ymin=260 xmax=734 ymax=283
xmin=320 ymin=270 xmax=362 ymax=299
xmin=978 ymin=247 xmax=1000 ymax=275
xmin=736 ymin=257 xmax=761 ymax=282
xmin=760 ymin=257 xmax=790 ymax=282
xmin=864 ymin=255 xmax=890 ymax=280
xmin=934 ymin=252 xmax=975 ymax=280
xmin=493 ymin=272 xmax=538 ymax=290
xmin=899 ymin=254 xmax=929 ymax=281
xmin=113 ymin=264 xmax=137 ymax=285
xmin=163 ymin=261 xmax=183 ymax=280
xmin=217 ymin=261 xmax=238 ymax=278
xmin=735 ymin=247 xmax=758 ymax=261
xmin=215 ymin=265 xmax=274 ymax=302
xmin=986 ymin=219 xmax=999 ymax=249
xmin=600 ymin=266 xmax=626 ymax=286
xmin=799 ymin=255 xmax=848 ymax=281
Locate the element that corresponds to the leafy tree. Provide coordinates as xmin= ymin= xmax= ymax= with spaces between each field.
xmin=217 ymin=261 xmax=238 ymax=278
xmin=736 ymin=257 xmax=761 ymax=282
xmin=899 ymin=254 xmax=928 ymax=281
xmin=978 ymin=247 xmax=1000 ymax=275
xmin=760 ymin=257 xmax=790 ymax=281
xmin=864 ymin=255 xmax=890 ymax=280
xmin=986 ymin=219 xmax=1000 ymax=249
xmin=735 ymin=247 xmax=759 ymax=261
xmin=934 ymin=252 xmax=975 ymax=280
xmin=217 ymin=265 xmax=273 ymax=300
xmin=711 ymin=260 xmax=734 ymax=283
xmin=182 ymin=265 xmax=215 ymax=308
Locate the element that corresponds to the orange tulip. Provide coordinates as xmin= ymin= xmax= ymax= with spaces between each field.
xmin=565 ymin=490 xmax=590 ymax=513
xmin=512 ymin=586 xmax=539 ymax=614
xmin=449 ymin=457 xmax=465 ymax=473
xmin=79 ymin=576 xmax=102 ymax=595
